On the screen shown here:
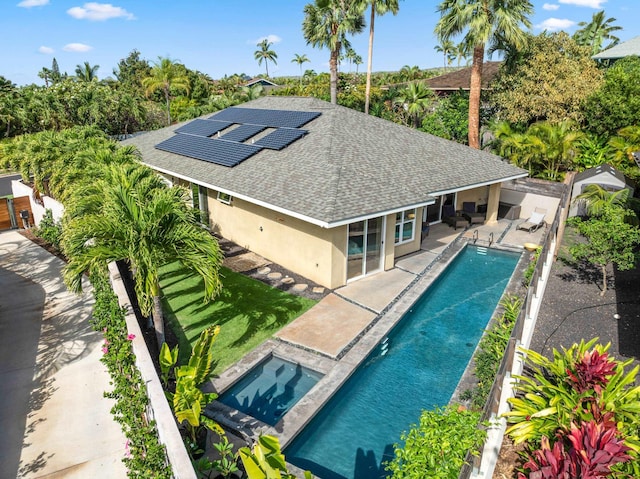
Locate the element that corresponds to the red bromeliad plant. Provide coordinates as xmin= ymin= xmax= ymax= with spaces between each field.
xmin=565 ymin=348 xmax=617 ymax=394
xmin=518 ymin=420 xmax=631 ymax=479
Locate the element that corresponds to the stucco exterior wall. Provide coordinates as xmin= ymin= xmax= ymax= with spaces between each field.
xmin=500 ymin=187 xmax=560 ymax=223
xmin=11 ymin=180 xmax=64 ymax=226
xmin=206 ymin=191 xmax=342 ymax=288
xmin=454 ymin=186 xmax=489 ymax=211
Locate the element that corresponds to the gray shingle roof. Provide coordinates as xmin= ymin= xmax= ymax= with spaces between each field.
xmin=593 ymin=36 xmax=640 ymax=59
xmin=121 ymin=97 xmax=526 ymax=226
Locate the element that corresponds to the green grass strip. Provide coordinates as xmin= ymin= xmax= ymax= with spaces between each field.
xmin=160 ymin=262 xmax=317 ymax=374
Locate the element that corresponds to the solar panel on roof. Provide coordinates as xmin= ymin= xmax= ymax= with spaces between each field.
xmin=175 ymin=118 xmax=232 ymax=137
xmin=219 ymin=124 xmax=267 ymax=142
xmin=254 ymin=128 xmax=307 ymax=150
xmin=155 ymin=133 xmax=262 ymax=167
xmin=209 ymin=108 xmax=320 ymax=129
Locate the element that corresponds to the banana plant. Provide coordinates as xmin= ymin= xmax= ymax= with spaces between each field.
xmin=163 ymin=325 xmax=224 ymax=455
xmin=238 ymin=435 xmax=312 ymax=479
xmin=188 ymin=325 xmax=220 ymax=386
xmin=159 ymin=342 xmax=179 ymax=387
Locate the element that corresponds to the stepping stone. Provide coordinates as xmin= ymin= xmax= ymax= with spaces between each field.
xmin=257 ymin=267 xmax=271 ymax=275
xmin=292 ymin=283 xmax=308 ymax=292
xmin=312 ymin=287 xmax=325 ymax=294
xmin=282 ymin=277 xmax=295 ymax=285
xmin=267 ymin=272 xmax=282 ymax=280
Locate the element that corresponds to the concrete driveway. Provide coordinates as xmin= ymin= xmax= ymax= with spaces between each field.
xmin=0 ymin=230 xmax=127 ymax=478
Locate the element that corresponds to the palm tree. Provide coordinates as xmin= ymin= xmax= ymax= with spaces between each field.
xmin=291 ymin=53 xmax=310 ymax=85
xmin=75 ymin=61 xmax=100 ymax=82
xmin=575 ymin=184 xmax=631 ymax=218
xmin=363 ymin=0 xmax=400 ymax=114
xmin=434 ymin=39 xmax=455 ymax=69
xmin=62 ymin=163 xmax=223 ymax=347
xmin=454 ymin=41 xmax=470 ymax=66
xmin=303 ymin=0 xmax=366 ymax=104
xmin=142 ymin=57 xmax=190 ymax=126
xmin=435 ymin=0 xmax=533 ymax=149
xmin=609 ymin=125 xmax=640 ymax=168
xmin=525 ymin=121 xmax=584 ymax=180
xmin=353 ymin=53 xmax=363 ymax=75
xmin=399 ymin=64 xmax=421 ymax=81
xmin=393 ymin=82 xmax=433 ymax=128
xmin=573 ymin=10 xmax=621 ymax=55
xmin=254 ymin=39 xmax=278 ymax=77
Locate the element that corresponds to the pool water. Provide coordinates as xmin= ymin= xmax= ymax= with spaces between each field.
xmin=285 ymin=246 xmax=520 ymax=479
xmin=218 ymin=355 xmax=323 ymax=426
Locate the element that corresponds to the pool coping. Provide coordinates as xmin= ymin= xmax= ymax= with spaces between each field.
xmin=205 ymin=234 xmax=526 ymax=477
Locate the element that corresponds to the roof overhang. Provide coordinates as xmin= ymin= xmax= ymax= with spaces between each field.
xmin=144 ymin=162 xmax=436 ymax=229
xmin=428 ymin=172 xmax=529 ymax=197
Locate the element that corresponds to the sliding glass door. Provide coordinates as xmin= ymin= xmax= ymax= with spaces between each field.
xmin=347 ymin=216 xmax=384 ymax=281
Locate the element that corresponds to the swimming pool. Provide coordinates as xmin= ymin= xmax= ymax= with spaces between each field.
xmin=285 ymin=246 xmax=520 ymax=479
xmin=217 ymin=355 xmax=323 ymax=426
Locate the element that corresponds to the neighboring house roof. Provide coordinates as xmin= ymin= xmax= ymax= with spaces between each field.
xmin=425 ymin=62 xmax=502 ymax=93
xmin=574 ymin=164 xmax=630 ymax=187
xmin=593 ymin=36 xmax=640 ymax=59
xmin=244 ymin=78 xmax=279 ymax=88
xmin=122 ymin=96 xmax=526 ymax=227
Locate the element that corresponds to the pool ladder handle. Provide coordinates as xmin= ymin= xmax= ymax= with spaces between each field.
xmin=471 ymin=229 xmax=492 ymax=245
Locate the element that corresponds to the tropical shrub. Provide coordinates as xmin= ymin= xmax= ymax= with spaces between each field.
xmin=239 ymin=435 xmax=312 ymax=479
xmin=32 ymin=208 xmax=62 ymax=249
xmin=90 ymin=269 xmax=172 ymax=478
xmin=385 ymin=406 xmax=486 ymax=478
xmin=522 ymin=247 xmax=541 ymax=287
xmin=165 ymin=325 xmax=224 ymax=457
xmin=466 ymin=295 xmax=522 ymax=409
xmin=518 ymin=421 xmax=631 ymax=479
xmin=504 ymin=339 xmax=640 ymax=478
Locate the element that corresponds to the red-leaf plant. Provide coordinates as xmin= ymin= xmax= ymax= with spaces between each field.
xmin=518 ymin=419 xmax=631 ymax=479
xmin=566 ymin=349 xmax=617 ymax=394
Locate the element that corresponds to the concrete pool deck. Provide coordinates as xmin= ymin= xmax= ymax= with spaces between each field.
xmin=207 ymin=218 xmax=543 ymax=453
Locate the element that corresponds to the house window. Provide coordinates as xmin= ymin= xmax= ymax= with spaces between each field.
xmin=395 ymin=208 xmax=416 ymax=245
xmin=217 ymin=191 xmax=232 ymax=204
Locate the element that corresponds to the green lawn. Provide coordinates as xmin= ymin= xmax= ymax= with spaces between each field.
xmin=159 ymin=262 xmax=317 ymax=374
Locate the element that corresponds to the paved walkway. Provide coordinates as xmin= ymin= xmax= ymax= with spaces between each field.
xmin=0 ymin=231 xmax=127 ymax=479
xmin=276 ymin=219 xmax=543 ymax=359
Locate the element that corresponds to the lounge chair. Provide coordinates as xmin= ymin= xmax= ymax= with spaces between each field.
xmin=459 ymin=202 xmax=485 ymax=225
xmin=517 ymin=208 xmax=547 ymax=233
xmin=442 ymin=204 xmax=468 ymax=230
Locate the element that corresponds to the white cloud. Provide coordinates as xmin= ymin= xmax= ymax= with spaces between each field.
xmin=67 ymin=2 xmax=135 ymax=21
xmin=535 ymin=17 xmax=576 ymax=31
xmin=17 ymin=0 xmax=49 ymax=7
xmin=558 ymin=0 xmax=606 ymax=8
xmin=38 ymin=46 xmax=54 ymax=54
xmin=251 ymin=34 xmax=282 ymax=45
xmin=543 ymin=3 xmax=560 ymax=11
xmin=63 ymin=43 xmax=93 ymax=52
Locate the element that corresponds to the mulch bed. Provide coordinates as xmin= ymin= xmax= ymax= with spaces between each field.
xmin=492 ymin=255 xmax=640 ymax=478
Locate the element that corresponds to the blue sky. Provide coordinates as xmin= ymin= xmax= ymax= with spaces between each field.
xmin=2 ymin=0 xmax=639 ymax=86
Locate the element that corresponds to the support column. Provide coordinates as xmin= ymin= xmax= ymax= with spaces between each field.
xmin=486 ymin=183 xmax=501 ymax=224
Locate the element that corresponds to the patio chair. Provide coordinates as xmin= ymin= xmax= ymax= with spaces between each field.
xmin=442 ymin=204 xmax=468 ymax=230
xmin=459 ymin=202 xmax=485 ymax=225
xmin=516 ymin=207 xmax=547 ymax=233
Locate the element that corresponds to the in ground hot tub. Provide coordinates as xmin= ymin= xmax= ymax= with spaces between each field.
xmin=217 ymin=355 xmax=323 ymax=426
